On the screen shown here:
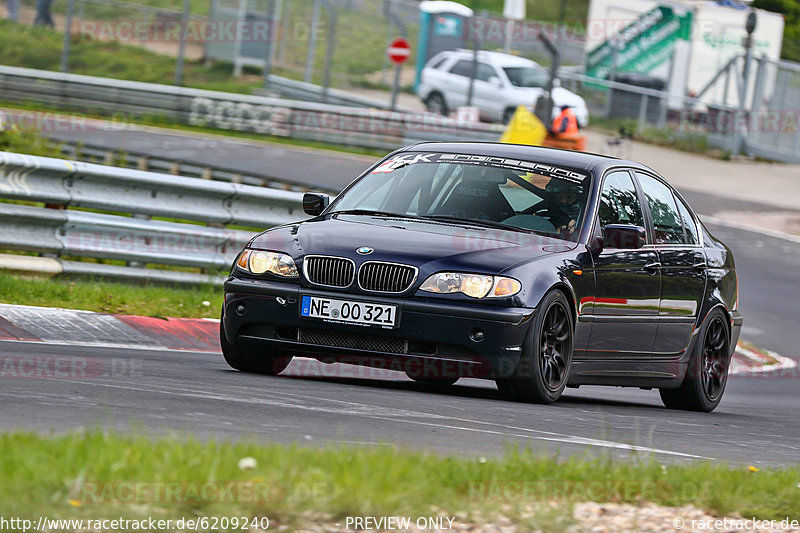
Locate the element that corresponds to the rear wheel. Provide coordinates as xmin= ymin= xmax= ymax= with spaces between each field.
xmin=660 ymin=309 xmax=730 ymax=412
xmin=496 ymin=291 xmax=573 ymax=404
xmin=220 ymin=317 xmax=292 ymax=375
xmin=425 ymin=92 xmax=448 ymax=116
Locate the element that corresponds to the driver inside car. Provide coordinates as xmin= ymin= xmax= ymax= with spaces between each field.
xmin=547 ymin=180 xmax=582 ymax=235
xmin=519 ymin=175 xmax=583 ymax=235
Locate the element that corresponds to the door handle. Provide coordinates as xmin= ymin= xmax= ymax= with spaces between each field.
xmin=644 ymin=262 xmax=662 ymax=274
xmin=692 ymin=262 xmax=708 ymax=272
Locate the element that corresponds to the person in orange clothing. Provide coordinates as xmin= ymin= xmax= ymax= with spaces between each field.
xmin=550 ymin=105 xmax=579 ymax=138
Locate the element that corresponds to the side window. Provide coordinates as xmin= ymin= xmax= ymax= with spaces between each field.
xmin=449 ymin=60 xmax=473 ymax=77
xmin=428 ymin=56 xmax=449 ymax=70
xmin=598 ymin=171 xmax=644 ymax=230
xmin=675 ymin=195 xmax=699 ymax=245
xmin=636 ymin=173 xmax=684 ymax=245
xmin=476 ymin=63 xmax=497 ymax=82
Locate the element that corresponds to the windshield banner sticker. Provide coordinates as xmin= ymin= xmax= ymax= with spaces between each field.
xmin=436 ymin=153 xmax=587 ymax=182
xmin=371 ymin=154 xmax=435 ymax=173
xmin=371 ymin=152 xmax=587 ymax=182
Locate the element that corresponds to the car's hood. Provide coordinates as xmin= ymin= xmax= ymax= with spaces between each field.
xmin=550 ymin=86 xmax=586 ymax=108
xmin=249 ymin=214 xmax=571 ymax=274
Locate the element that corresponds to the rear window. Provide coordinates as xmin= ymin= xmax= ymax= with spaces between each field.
xmin=428 ymin=56 xmax=449 ymax=70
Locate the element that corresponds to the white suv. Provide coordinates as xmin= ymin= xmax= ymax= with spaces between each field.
xmin=417 ymin=49 xmax=589 ymax=125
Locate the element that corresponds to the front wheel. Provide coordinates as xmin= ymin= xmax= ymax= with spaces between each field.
xmin=496 ymin=291 xmax=574 ymax=404
xmin=660 ymin=309 xmax=730 ymax=412
xmin=220 ymin=317 xmax=292 ymax=375
xmin=425 ymin=92 xmax=448 ymax=116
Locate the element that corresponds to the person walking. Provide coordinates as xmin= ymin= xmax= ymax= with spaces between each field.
xmin=550 ymin=104 xmax=579 ymax=139
xmin=6 ymin=0 xmax=19 ymax=21
xmin=34 ymin=0 xmax=54 ymax=27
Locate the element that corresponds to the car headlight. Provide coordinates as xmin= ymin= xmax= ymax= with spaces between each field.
xmin=419 ymin=273 xmax=521 ymax=299
xmin=236 ymin=249 xmax=298 ymax=277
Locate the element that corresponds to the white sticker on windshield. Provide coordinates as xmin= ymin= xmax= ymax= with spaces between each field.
xmin=371 ymin=154 xmax=434 ymax=174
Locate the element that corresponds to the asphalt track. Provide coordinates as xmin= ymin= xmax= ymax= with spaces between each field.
xmin=2 ymin=120 xmax=800 ymax=465
xmin=1 ymin=219 xmax=799 ymax=466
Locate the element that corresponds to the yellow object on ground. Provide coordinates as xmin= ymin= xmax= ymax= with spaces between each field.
xmin=499 ymin=105 xmax=547 ymax=146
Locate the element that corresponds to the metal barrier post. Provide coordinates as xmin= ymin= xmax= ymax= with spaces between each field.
xmin=60 ymin=0 xmax=76 ymax=73
xmin=605 ymin=43 xmax=618 ymax=119
xmin=263 ymin=0 xmax=276 ymax=88
xmin=232 ymin=0 xmax=247 ymax=77
xmin=174 ymin=0 xmax=191 ymax=86
xmin=320 ymin=0 xmax=337 ymax=102
xmin=638 ymin=94 xmax=648 ymax=132
xmin=658 ymin=50 xmax=675 ymax=129
xmin=305 ymin=0 xmax=321 ymax=83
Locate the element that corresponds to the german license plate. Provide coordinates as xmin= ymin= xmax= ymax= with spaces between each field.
xmin=300 ymin=295 xmax=397 ymax=328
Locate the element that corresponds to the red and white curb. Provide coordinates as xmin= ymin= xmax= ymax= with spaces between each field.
xmin=729 ymin=343 xmax=798 ymax=375
xmin=0 ymin=303 xmax=796 ymax=375
xmin=0 ymin=303 xmax=219 ymax=353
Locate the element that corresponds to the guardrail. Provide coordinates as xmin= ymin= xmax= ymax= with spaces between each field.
xmin=0 ymin=65 xmax=502 ymax=151
xmin=254 ymin=75 xmax=406 ymax=110
xmin=56 ymin=142 xmax=332 ymax=192
xmin=0 ymin=151 xmax=307 ymax=285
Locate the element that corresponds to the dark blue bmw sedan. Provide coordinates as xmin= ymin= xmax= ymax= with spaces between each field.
xmin=221 ymin=142 xmax=742 ymax=412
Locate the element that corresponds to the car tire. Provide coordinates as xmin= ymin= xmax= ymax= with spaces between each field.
xmin=220 ymin=316 xmax=292 ymax=376
xmin=425 ymin=92 xmax=448 ymax=116
xmin=406 ymin=371 xmax=459 ymax=386
xmin=659 ymin=309 xmax=730 ymax=412
xmin=496 ymin=290 xmax=574 ymax=404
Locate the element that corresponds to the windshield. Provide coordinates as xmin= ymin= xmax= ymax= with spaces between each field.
xmin=503 ymin=66 xmax=549 ymax=88
xmin=329 ymin=152 xmax=590 ymax=242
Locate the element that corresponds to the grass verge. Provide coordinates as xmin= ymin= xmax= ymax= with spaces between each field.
xmin=0 ymin=274 xmax=222 ymax=318
xmin=1 ymin=431 xmax=798 ymax=529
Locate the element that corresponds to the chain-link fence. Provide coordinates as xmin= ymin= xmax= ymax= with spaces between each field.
xmin=202 ymin=0 xmax=422 ymax=89
xmin=559 ymin=53 xmax=800 ymax=164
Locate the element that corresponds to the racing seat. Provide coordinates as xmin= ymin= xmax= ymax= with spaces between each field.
xmin=436 ymin=166 xmax=515 ymax=222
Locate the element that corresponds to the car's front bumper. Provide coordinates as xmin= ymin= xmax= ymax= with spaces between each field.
xmin=222 ymin=277 xmax=535 ymax=379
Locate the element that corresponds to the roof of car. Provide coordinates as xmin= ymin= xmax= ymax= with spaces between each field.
xmin=399 ymin=142 xmax=657 ymax=176
xmin=448 ymin=50 xmax=537 ymax=67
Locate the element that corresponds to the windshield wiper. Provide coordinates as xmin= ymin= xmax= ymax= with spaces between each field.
xmin=418 ymin=215 xmax=533 ymax=233
xmin=329 ymin=210 xmax=542 ymax=235
xmin=328 ymin=209 xmax=425 ymax=219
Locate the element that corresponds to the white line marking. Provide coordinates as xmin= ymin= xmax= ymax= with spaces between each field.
xmin=63 ymin=378 xmax=708 ymax=459
xmin=700 ymin=214 xmax=800 ymax=244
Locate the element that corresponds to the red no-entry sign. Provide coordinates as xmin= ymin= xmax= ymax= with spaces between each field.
xmin=387 ymin=37 xmax=411 ymax=64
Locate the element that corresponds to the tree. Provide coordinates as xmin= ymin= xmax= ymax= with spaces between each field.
xmin=753 ymin=0 xmax=800 ymax=61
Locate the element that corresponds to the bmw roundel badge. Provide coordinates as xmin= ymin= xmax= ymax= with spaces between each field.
xmin=356 ymin=246 xmax=374 ymax=255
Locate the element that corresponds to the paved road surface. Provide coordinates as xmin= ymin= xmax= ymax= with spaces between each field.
xmin=4 ymin=111 xmax=800 ymax=464
xmin=0 ymin=221 xmax=797 ymax=466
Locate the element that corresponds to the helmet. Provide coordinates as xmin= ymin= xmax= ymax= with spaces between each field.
xmin=546 ymin=179 xmax=578 ymax=194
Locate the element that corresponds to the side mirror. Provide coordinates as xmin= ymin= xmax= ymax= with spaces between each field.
xmin=488 ymin=76 xmax=503 ymax=88
xmin=603 ymin=224 xmax=646 ymax=249
xmin=587 ymin=235 xmax=604 ymax=257
xmin=303 ymin=192 xmax=330 ymax=216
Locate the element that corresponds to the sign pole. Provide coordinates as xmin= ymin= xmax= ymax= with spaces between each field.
xmin=390 ymin=64 xmax=402 ymax=110
xmin=387 ymin=36 xmax=411 ymax=111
